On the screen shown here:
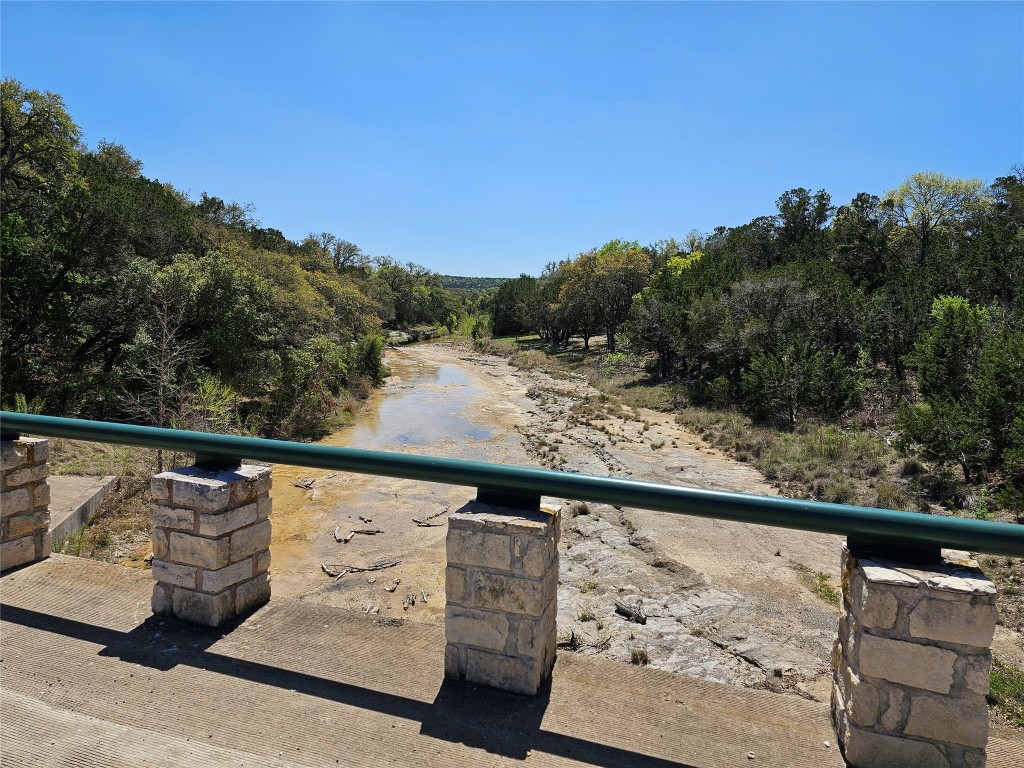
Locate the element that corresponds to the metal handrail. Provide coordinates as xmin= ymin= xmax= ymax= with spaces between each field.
xmin=2 ymin=411 xmax=1022 ymax=557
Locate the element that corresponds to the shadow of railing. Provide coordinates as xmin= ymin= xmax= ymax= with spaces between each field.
xmin=2 ymin=603 xmax=696 ymax=768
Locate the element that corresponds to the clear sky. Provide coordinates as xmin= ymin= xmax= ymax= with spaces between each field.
xmin=2 ymin=1 xmax=1022 ymax=277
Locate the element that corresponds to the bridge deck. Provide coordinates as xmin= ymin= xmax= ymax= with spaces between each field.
xmin=2 ymin=556 xmax=1020 ymax=768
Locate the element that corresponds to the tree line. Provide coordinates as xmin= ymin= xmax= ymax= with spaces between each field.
xmin=1 ymin=79 xmax=468 ymax=441
xmin=485 ymin=172 xmax=1024 ymax=511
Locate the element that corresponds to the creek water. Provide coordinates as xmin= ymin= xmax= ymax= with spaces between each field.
xmin=267 ymin=344 xmax=531 ymax=614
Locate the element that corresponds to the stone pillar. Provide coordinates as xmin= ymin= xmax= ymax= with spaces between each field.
xmin=833 ymin=546 xmax=997 ymax=768
xmin=444 ymin=501 xmax=560 ymax=695
xmin=150 ymin=464 xmax=272 ymax=627
xmin=1 ymin=438 xmax=51 ymax=572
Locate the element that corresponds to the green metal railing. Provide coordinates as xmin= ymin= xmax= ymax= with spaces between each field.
xmin=2 ymin=411 xmax=1023 ymax=559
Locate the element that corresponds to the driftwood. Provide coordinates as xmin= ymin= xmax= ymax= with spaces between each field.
xmin=384 ymin=579 xmax=401 ymax=593
xmin=420 ymin=589 xmax=429 ymax=603
xmin=402 ymin=593 xmax=416 ymax=610
xmin=614 ymin=598 xmax=647 ymax=625
xmin=321 ymin=559 xmax=402 ymax=580
xmin=335 ymin=527 xmax=383 ymax=543
xmin=359 ymin=516 xmax=373 ymax=524
xmin=412 ymin=504 xmax=451 ymax=527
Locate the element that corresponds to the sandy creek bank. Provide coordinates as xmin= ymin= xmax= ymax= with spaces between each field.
xmin=268 ymin=340 xmax=854 ymax=701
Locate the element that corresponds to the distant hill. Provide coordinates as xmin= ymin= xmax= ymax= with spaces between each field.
xmin=440 ymin=275 xmax=509 ymax=293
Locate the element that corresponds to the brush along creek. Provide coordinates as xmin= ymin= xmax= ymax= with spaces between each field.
xmin=263 ymin=339 xmax=863 ymax=703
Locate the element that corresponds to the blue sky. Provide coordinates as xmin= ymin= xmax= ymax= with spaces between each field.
xmin=2 ymin=1 xmax=1021 ymax=277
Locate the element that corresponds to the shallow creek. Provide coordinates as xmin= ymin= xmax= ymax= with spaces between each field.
xmin=268 ymin=344 xmax=535 ymax=620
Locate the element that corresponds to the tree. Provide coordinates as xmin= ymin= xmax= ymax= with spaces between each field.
xmin=882 ymin=171 xmax=990 ymax=265
xmin=775 ymin=188 xmax=832 ymax=263
xmin=573 ymin=240 xmax=652 ymax=353
xmin=831 ymin=193 xmax=892 ymax=290
xmin=0 ymin=78 xmax=81 ymax=216
xmin=896 ymin=296 xmax=995 ymax=482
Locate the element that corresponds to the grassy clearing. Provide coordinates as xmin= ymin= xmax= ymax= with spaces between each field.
xmin=989 ymin=658 xmax=1024 ymax=728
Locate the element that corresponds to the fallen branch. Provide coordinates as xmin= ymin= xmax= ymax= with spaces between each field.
xmin=412 ymin=504 xmax=451 ymax=527
xmin=403 ymin=593 xmax=416 ymax=610
xmin=335 ymin=527 xmax=383 ymax=543
xmin=614 ymin=598 xmax=647 ymax=625
xmin=359 ymin=516 xmax=373 ymax=524
xmin=321 ymin=559 xmax=402 ymax=578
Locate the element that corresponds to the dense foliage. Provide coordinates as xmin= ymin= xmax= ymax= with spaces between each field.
xmin=0 ymin=79 xmax=466 ymax=440
xmin=485 ymin=171 xmax=1024 ymax=512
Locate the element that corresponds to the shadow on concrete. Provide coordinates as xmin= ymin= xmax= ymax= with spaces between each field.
xmin=3 ymin=604 xmax=697 ymax=768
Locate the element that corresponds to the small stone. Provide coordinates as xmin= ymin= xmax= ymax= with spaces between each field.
xmin=367 ymin=576 xmax=376 ymax=584
xmin=824 ymin=741 xmax=830 ymax=748
xmin=747 ymin=752 xmax=755 ymax=760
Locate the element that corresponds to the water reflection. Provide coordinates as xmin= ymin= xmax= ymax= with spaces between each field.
xmin=345 ymin=361 xmax=493 ymax=449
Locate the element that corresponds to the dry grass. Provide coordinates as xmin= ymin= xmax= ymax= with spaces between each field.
xmin=49 ymin=439 xmax=161 ymax=565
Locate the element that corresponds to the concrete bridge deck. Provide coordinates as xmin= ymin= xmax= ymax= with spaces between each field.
xmin=2 ymin=556 xmax=1021 ymax=768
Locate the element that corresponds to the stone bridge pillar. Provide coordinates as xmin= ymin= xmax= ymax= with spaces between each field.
xmin=150 ymin=464 xmax=272 ymax=627
xmin=444 ymin=500 xmax=560 ymax=695
xmin=833 ymin=546 xmax=997 ymax=768
xmin=1 ymin=437 xmax=51 ymax=572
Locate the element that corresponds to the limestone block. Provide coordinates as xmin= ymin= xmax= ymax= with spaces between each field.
xmin=962 ymin=652 xmax=992 ymax=696
xmin=226 ymin=465 xmax=272 ymax=504
xmin=201 ymin=558 xmax=254 ymax=594
xmin=859 ymin=558 xmax=922 ymax=587
xmin=1 ymin=488 xmax=31 ymax=517
xmin=3 ymin=464 xmax=49 ymax=488
xmin=235 ymin=572 xmax=270 ymax=614
xmin=0 ymin=441 xmax=28 ymax=471
xmin=444 ymin=643 xmax=463 ymax=678
xmin=909 ymin=597 xmax=997 ymax=648
xmin=150 ymin=475 xmax=172 ymax=502
xmin=445 ymin=606 xmax=509 ymax=651
xmin=25 ymin=438 xmax=49 ymax=464
xmin=905 ymin=693 xmax=988 ymax=748
xmin=5 ymin=509 xmax=49 ymax=538
xmin=516 ymin=609 xmax=556 ymax=659
xmin=229 ymin=520 xmax=271 ymax=561
xmin=849 ymin=573 xmax=899 ymax=630
xmin=151 ymin=559 xmax=199 ymax=589
xmin=514 ymin=535 xmax=554 ymax=579
xmin=152 ymin=582 xmax=172 ymax=614
xmin=256 ymin=549 xmax=271 ymax=575
xmin=841 ymin=725 xmax=949 ymax=768
xmin=470 ymin=570 xmax=546 ymax=617
xmin=0 ymin=535 xmax=36 ymax=570
xmin=447 ymin=528 xmax=511 ymax=571
xmin=859 ymin=634 xmax=956 ymax=693
xmin=445 ymin=566 xmax=467 ymax=604
xmin=840 ymin=665 xmax=880 ymax=728
xmin=465 ymin=648 xmax=543 ymax=696
xmin=39 ymin=530 xmax=51 ymax=558
xmin=197 ymin=502 xmax=257 ymax=537
xmin=878 ymin=687 xmax=906 ymax=732
xmin=451 ymin=507 xmax=551 ymax=537
xmin=166 ymin=469 xmax=232 ymax=512
xmin=172 ymin=586 xmax=233 ymax=627
xmin=152 ymin=505 xmax=195 ymax=531
xmin=32 ymin=481 xmax=50 ymax=508
xmin=167 ymin=532 xmax=229 ymax=570
xmin=257 ymin=494 xmax=272 ymax=520
xmin=152 ymin=528 xmax=169 ymax=560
